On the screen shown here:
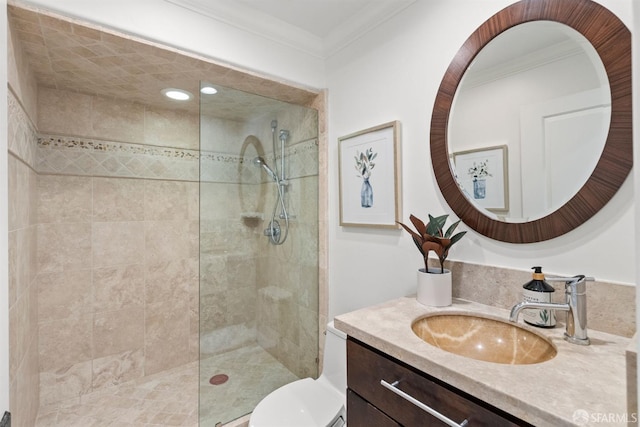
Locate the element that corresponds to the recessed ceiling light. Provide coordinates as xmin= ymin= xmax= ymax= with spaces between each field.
xmin=201 ymin=85 xmax=218 ymax=95
xmin=161 ymin=88 xmax=193 ymax=101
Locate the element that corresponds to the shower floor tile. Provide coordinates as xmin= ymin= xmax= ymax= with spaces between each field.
xmin=35 ymin=361 xmax=199 ymax=427
xmin=34 ymin=344 xmax=299 ymax=427
xmin=199 ymin=344 xmax=300 ymax=426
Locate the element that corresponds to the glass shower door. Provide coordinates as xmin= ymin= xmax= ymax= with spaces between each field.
xmin=198 ymin=82 xmax=319 ymax=426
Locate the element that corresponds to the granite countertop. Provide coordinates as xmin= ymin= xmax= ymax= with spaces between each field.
xmin=334 ymin=297 xmax=631 ymax=427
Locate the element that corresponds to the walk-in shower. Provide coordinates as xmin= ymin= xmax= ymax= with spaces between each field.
xmin=199 ymin=83 xmax=319 ymax=425
xmin=7 ymin=5 xmax=319 ymax=425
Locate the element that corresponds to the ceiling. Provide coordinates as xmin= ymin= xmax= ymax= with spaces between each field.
xmin=9 ymin=1 xmax=414 ymax=119
xmin=165 ymin=0 xmax=416 ymax=58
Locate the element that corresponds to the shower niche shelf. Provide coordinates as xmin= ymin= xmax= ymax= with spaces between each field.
xmin=241 ymin=212 xmax=265 ymax=220
xmin=241 ymin=212 xmax=264 ymax=227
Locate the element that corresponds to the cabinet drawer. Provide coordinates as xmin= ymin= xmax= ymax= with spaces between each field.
xmin=347 ymin=338 xmax=529 ymax=426
xmin=347 ymin=389 xmax=400 ymax=427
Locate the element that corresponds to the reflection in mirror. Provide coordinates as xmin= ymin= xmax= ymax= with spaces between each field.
xmin=430 ymin=0 xmax=632 ymax=243
xmin=448 ymin=21 xmax=610 ymax=223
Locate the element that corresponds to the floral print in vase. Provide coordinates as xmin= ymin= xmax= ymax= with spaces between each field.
xmin=355 ymin=147 xmax=377 ymax=207
xmin=468 ymin=160 xmax=492 ymax=200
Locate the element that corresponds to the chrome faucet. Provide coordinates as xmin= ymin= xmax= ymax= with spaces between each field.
xmin=509 ymin=275 xmax=594 ymax=345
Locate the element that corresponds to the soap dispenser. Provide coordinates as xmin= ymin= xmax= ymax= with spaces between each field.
xmin=522 ymin=266 xmax=556 ymax=328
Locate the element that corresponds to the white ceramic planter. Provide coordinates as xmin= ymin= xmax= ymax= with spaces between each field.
xmin=417 ymin=268 xmax=452 ymax=307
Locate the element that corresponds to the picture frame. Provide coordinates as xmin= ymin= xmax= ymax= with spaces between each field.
xmin=452 ymin=145 xmax=509 ymax=212
xmin=338 ymin=121 xmax=401 ymax=228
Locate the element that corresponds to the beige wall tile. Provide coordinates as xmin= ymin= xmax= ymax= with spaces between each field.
xmin=93 ymin=264 xmax=144 ymax=312
xmin=186 ymin=181 xmax=199 ymax=221
xmin=144 ymin=106 xmax=199 ymax=150
xmin=199 ymin=254 xmax=228 ymax=295
xmin=37 ymin=87 xmax=93 ymax=136
xmin=144 ymin=220 xmax=192 ymax=263
xmin=91 ymin=96 xmax=144 ymax=142
xmin=145 ymin=299 xmax=189 ymax=375
xmin=27 ymin=225 xmax=38 ymax=287
xmin=92 ymin=221 xmax=144 ymax=268
xmin=37 ymin=223 xmax=92 ymax=273
xmin=14 ymin=337 xmax=40 ymax=427
xmin=8 ymin=231 xmax=17 ymax=308
xmin=93 ymin=307 xmax=144 ymax=358
xmin=29 ymin=167 xmax=38 ymax=227
xmin=39 ymin=361 xmax=92 ymax=406
xmin=8 ymin=17 xmax=38 ymax=122
xmin=144 ymin=180 xmax=189 ymax=220
xmin=188 ymin=306 xmax=199 ymax=363
xmin=226 ymin=253 xmax=256 ymax=288
xmin=38 ymin=270 xmax=93 ymax=322
xmin=8 ymin=154 xmax=18 ymax=231
xmin=199 ymin=292 xmax=226 ymax=334
xmin=145 ymin=258 xmax=197 ymax=304
xmin=93 ymin=178 xmax=145 ymax=221
xmin=91 ymin=349 xmax=144 ymax=390
xmin=200 ymin=183 xmax=240 ymax=221
xmin=9 ymin=292 xmax=30 ymax=381
xmin=38 ymin=174 xmax=92 ymax=223
xmin=39 ymin=314 xmax=93 ymax=371
xmin=14 ymin=228 xmax=35 ymax=302
xmin=9 ymin=155 xmax=35 ymax=230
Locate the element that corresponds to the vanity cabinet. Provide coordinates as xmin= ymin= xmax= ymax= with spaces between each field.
xmin=346 ymin=338 xmax=532 ymax=427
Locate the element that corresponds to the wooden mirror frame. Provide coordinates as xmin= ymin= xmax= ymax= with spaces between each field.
xmin=430 ymin=0 xmax=631 ymax=243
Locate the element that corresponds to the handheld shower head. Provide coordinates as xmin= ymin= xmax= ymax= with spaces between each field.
xmin=253 ymin=156 xmax=278 ymax=181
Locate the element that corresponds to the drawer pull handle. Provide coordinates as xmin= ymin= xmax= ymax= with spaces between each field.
xmin=380 ymin=379 xmax=469 ymax=427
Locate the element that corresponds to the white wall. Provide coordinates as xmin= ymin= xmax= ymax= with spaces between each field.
xmin=326 ymin=0 xmax=635 ymax=318
xmin=1 ymin=0 xmax=9 ymax=412
xmin=14 ymin=0 xmax=326 ymax=89
xmin=8 ymin=0 xmax=635 ymax=337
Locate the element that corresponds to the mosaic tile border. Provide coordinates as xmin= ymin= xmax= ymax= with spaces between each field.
xmin=37 ymin=134 xmax=201 ymax=182
xmin=37 ymin=134 xmax=318 ymax=183
xmin=9 ymin=91 xmax=318 ymax=183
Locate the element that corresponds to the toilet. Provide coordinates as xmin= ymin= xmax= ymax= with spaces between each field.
xmin=249 ymin=321 xmax=347 ymax=427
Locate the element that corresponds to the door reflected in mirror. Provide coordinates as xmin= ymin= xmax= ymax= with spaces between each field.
xmin=448 ymin=21 xmax=610 ymax=223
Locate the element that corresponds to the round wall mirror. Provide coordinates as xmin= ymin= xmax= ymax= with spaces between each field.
xmin=430 ymin=0 xmax=632 ymax=243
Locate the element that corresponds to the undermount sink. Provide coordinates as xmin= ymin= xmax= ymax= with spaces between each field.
xmin=411 ymin=313 xmax=557 ymax=365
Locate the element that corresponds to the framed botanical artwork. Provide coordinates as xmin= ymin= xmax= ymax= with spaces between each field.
xmin=452 ymin=145 xmax=509 ymax=212
xmin=338 ymin=121 xmax=401 ymax=228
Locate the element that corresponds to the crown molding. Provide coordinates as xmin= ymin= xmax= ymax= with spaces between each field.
xmin=165 ymin=0 xmax=325 ymax=58
xmin=165 ymin=0 xmax=415 ymax=59
xmin=323 ymin=1 xmax=414 ymax=58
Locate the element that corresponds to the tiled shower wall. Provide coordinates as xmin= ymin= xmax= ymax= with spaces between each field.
xmin=18 ymin=84 xmax=321 ymax=410
xmin=8 ymin=16 xmax=40 ymax=427
xmin=32 ymin=87 xmax=202 ymax=408
xmin=250 ymin=108 xmax=320 ymax=379
xmin=36 ymin=175 xmax=200 ymax=406
xmin=8 ymin=94 xmax=40 ymax=427
xmin=198 ymin=107 xmax=320 ymax=380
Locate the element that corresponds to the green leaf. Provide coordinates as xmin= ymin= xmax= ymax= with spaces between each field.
xmin=444 ymin=219 xmax=462 ymax=238
xmin=427 ymin=214 xmax=447 ymax=237
xmin=449 ymin=231 xmax=466 ymax=246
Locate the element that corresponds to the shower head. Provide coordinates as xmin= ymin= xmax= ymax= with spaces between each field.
xmin=253 ymin=156 xmax=278 ymax=181
xmin=279 ymin=129 xmax=290 ymax=143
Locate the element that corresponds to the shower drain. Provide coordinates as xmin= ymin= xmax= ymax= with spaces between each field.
xmin=209 ymin=374 xmax=229 ymax=385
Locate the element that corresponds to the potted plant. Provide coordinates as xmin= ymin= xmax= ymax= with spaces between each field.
xmin=398 ymin=214 xmax=466 ymax=306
